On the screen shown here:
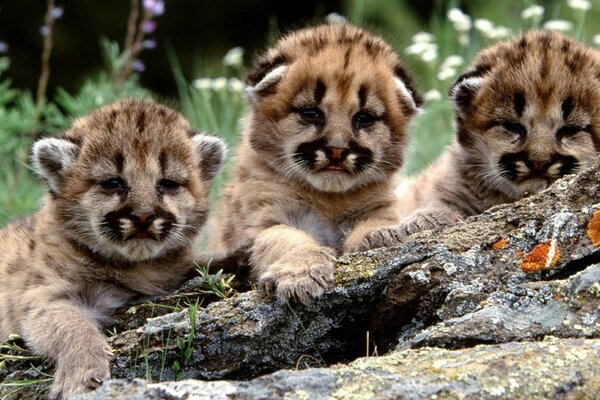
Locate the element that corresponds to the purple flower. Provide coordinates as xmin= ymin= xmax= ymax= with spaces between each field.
xmin=143 ymin=0 xmax=165 ymax=16
xmin=40 ymin=25 xmax=50 ymax=37
xmin=133 ymin=60 xmax=146 ymax=72
xmin=51 ymin=6 xmax=63 ymax=20
xmin=142 ymin=20 xmax=156 ymax=34
xmin=0 ymin=41 xmax=8 ymax=53
xmin=142 ymin=39 xmax=157 ymax=49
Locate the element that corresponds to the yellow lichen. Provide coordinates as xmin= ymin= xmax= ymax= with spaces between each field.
xmin=586 ymin=210 xmax=600 ymax=246
xmin=521 ymin=240 xmax=560 ymax=273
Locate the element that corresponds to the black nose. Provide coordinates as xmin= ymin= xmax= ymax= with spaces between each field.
xmin=130 ymin=211 xmax=156 ymax=229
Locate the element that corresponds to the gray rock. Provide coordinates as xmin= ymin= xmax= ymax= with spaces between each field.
xmin=81 ymin=338 xmax=600 ymax=399
xmin=4 ymin=165 xmax=600 ymax=399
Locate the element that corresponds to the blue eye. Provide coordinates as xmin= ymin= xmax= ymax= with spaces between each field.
xmin=100 ymin=178 xmax=126 ymax=191
xmin=157 ymin=179 xmax=181 ymax=194
xmin=353 ymin=111 xmax=377 ymax=129
xmin=298 ymin=107 xmax=324 ymax=124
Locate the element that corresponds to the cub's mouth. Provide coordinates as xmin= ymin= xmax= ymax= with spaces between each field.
xmin=101 ymin=207 xmax=175 ymax=243
xmin=497 ymin=151 xmax=579 ymax=197
xmin=293 ymin=138 xmax=373 ymax=176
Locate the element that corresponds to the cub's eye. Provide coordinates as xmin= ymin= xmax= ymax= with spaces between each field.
xmin=500 ymin=122 xmax=527 ymax=141
xmin=556 ymin=125 xmax=584 ymax=140
xmin=100 ymin=178 xmax=126 ymax=192
xmin=353 ymin=111 xmax=377 ymax=130
xmin=298 ymin=107 xmax=324 ymax=125
xmin=157 ymin=179 xmax=181 ymax=194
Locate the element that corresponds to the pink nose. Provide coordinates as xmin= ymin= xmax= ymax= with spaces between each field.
xmin=329 ymin=147 xmax=344 ymax=160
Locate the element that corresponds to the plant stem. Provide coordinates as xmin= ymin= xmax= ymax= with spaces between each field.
xmin=36 ymin=0 xmax=55 ymax=111
xmin=123 ymin=0 xmax=139 ymax=52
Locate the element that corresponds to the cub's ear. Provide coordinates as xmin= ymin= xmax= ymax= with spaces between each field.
xmin=191 ymin=134 xmax=227 ymax=182
xmin=448 ymin=65 xmax=490 ymax=117
xmin=245 ymin=52 xmax=289 ymax=103
xmin=393 ymin=64 xmax=422 ymax=115
xmin=31 ymin=137 xmax=80 ymax=194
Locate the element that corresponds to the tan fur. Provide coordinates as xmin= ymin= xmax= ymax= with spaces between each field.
xmin=211 ymin=24 xmax=421 ymax=304
xmin=376 ymin=30 xmax=600 ymax=242
xmin=0 ymin=99 xmax=225 ymax=399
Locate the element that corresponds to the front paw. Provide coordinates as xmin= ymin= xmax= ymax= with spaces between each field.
xmin=50 ymin=341 xmax=113 ymax=399
xmin=401 ymin=208 xmax=461 ymax=235
xmin=257 ymin=247 xmax=336 ymax=305
xmin=345 ymin=226 xmax=405 ymax=253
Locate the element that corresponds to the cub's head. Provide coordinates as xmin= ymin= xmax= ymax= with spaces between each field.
xmin=32 ymin=99 xmax=226 ymax=262
xmin=246 ymin=23 xmax=421 ymax=193
xmin=450 ymin=30 xmax=600 ymax=199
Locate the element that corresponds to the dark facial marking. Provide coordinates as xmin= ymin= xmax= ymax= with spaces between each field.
xmin=561 ymin=97 xmax=573 ymax=120
xmin=114 ymin=152 xmax=125 ymax=174
xmin=102 ymin=206 xmax=176 ymax=242
xmin=159 ymin=149 xmax=168 ymax=176
xmin=343 ymin=48 xmax=351 ymax=68
xmin=293 ymin=138 xmax=373 ymax=173
xmin=499 ymin=151 xmax=578 ymax=182
xmin=358 ymin=85 xmax=368 ymax=109
xmin=136 ymin=109 xmax=146 ymax=133
xmin=514 ymin=92 xmax=526 ymax=117
xmin=314 ymin=79 xmax=326 ymax=104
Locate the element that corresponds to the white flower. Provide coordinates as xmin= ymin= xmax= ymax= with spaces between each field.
xmin=491 ymin=26 xmax=511 ymax=39
xmin=543 ymin=20 xmax=574 ymax=31
xmin=228 ymin=78 xmax=245 ymax=92
xmin=441 ymin=55 xmax=464 ymax=69
xmin=421 ymin=47 xmax=438 ymax=62
xmin=447 ymin=8 xmax=472 ymax=32
xmin=211 ymin=77 xmax=228 ymax=91
xmin=406 ymin=42 xmax=437 ymax=55
xmin=474 ymin=18 xmax=494 ymax=34
xmin=325 ymin=12 xmax=347 ymax=24
xmin=567 ymin=0 xmax=591 ymax=11
xmin=412 ymin=32 xmax=435 ymax=43
xmin=424 ymin=89 xmax=442 ymax=102
xmin=437 ymin=67 xmax=456 ymax=81
xmin=458 ymin=33 xmax=470 ymax=46
xmin=593 ymin=34 xmax=600 ymax=46
xmin=223 ymin=47 xmax=244 ymax=67
xmin=193 ymin=78 xmax=212 ymax=90
xmin=521 ymin=5 xmax=544 ymax=20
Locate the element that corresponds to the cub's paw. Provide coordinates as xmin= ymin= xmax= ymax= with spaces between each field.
xmin=258 ymin=247 xmax=336 ymax=305
xmin=50 ymin=342 xmax=113 ymax=399
xmin=400 ymin=208 xmax=461 ymax=236
xmin=345 ymin=226 xmax=404 ymax=253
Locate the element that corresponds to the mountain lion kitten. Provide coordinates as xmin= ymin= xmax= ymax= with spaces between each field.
xmin=371 ymin=30 xmax=600 ymax=244
xmin=212 ymin=24 xmax=422 ymax=304
xmin=0 ymin=99 xmax=226 ymax=399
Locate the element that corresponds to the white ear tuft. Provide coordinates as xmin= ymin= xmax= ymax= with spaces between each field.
xmin=191 ymin=134 xmax=227 ymax=182
xmin=449 ymin=76 xmax=485 ymax=115
xmin=246 ymin=65 xmax=288 ymax=103
xmin=31 ymin=138 xmax=80 ymax=194
xmin=394 ymin=78 xmax=420 ymax=114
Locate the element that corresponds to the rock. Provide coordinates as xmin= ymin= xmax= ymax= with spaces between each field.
xmin=3 ymin=165 xmax=600 ymax=399
xmin=81 ymin=338 xmax=600 ymax=399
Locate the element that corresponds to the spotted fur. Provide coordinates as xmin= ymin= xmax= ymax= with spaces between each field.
xmin=211 ymin=24 xmax=421 ymax=304
xmin=0 ymin=99 xmax=225 ymax=399
xmin=374 ymin=30 xmax=600 ymax=243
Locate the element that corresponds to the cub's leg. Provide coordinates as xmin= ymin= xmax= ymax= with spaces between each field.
xmin=21 ymin=288 xmax=112 ymax=400
xmin=250 ymin=225 xmax=336 ymax=304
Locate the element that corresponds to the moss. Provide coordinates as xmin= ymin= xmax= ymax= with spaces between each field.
xmin=334 ymin=255 xmax=379 ymax=286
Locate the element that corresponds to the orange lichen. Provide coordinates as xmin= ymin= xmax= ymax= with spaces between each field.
xmin=516 ymin=251 xmax=524 ymax=259
xmin=587 ymin=210 xmax=600 ymax=246
xmin=521 ymin=240 xmax=560 ymax=273
xmin=491 ymin=238 xmax=508 ymax=250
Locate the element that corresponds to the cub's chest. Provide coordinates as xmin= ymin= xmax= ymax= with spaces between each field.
xmin=287 ymin=208 xmax=357 ymax=250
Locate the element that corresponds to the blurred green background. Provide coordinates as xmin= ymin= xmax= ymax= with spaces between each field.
xmin=0 ymin=0 xmax=599 ymax=226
